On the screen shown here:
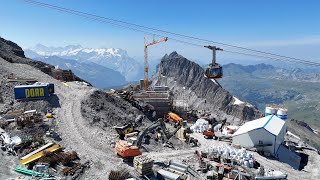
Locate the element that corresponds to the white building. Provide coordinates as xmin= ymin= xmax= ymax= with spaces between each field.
xmin=232 ymin=115 xmax=286 ymax=156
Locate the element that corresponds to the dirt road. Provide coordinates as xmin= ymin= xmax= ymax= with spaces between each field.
xmin=55 ymin=82 xmax=126 ymax=179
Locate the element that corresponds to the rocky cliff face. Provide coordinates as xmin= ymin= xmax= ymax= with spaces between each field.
xmin=151 ymin=52 xmax=262 ymax=123
xmin=0 ymin=37 xmax=88 ymax=84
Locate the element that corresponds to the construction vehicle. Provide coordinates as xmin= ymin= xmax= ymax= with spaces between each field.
xmin=114 ymin=123 xmax=136 ymax=140
xmin=204 ymin=46 xmax=223 ymax=79
xmin=144 ymin=36 xmax=168 ymax=90
xmin=202 ymin=118 xmax=227 ymax=139
xmin=115 ymin=118 xmax=181 ymax=160
xmin=164 ymin=112 xmax=183 ymax=126
xmin=114 ymin=115 xmax=145 ymax=140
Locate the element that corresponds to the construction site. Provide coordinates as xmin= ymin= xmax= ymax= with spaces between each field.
xmin=1 ymin=1 xmax=320 ymax=180
xmin=1 ymin=33 xmax=320 ymax=180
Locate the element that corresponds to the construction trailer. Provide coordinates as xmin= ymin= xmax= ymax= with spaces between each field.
xmin=14 ymin=82 xmax=54 ymax=100
xmin=232 ymin=115 xmax=286 ymax=157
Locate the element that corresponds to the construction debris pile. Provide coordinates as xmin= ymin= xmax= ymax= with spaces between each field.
xmin=0 ymin=108 xmax=88 ymax=179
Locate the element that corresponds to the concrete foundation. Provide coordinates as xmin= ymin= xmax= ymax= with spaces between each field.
xmin=133 ymin=90 xmax=172 ymax=117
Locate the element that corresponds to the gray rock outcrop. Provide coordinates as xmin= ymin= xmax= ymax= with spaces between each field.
xmin=151 ymin=52 xmax=262 ymax=122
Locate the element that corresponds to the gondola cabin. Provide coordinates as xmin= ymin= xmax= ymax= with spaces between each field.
xmin=205 ymin=63 xmax=223 ymax=79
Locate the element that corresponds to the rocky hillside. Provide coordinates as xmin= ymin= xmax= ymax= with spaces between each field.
xmin=151 ymin=52 xmax=262 ymax=123
xmin=220 ymin=63 xmax=320 ymax=128
xmin=0 ymin=37 xmax=88 ymax=84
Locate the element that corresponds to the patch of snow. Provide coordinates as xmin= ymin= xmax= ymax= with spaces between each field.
xmin=233 ymin=96 xmax=245 ymax=105
xmin=311 ymin=128 xmax=318 ymax=134
xmin=287 ymin=131 xmax=301 ymax=140
xmin=233 ymin=96 xmax=254 ymax=107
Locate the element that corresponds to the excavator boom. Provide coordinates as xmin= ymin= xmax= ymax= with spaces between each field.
xmin=115 ymin=118 xmax=178 ymax=158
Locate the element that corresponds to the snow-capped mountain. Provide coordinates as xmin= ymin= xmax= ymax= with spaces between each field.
xmin=35 ymin=56 xmax=127 ymax=89
xmin=25 ymin=44 xmax=143 ymax=81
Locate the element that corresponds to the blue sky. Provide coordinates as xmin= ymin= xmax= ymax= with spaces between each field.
xmin=1 ymin=0 xmax=320 ymax=64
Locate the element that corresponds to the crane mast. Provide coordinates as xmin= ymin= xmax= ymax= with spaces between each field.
xmin=144 ymin=36 xmax=168 ymax=90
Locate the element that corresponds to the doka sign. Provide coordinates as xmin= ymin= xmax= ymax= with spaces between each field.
xmin=25 ymin=87 xmax=45 ymax=98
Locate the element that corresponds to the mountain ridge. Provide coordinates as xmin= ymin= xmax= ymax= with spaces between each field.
xmin=35 ymin=55 xmax=127 ymax=89
xmin=152 ymin=51 xmax=262 ymax=122
xmin=25 ymin=44 xmax=143 ymax=81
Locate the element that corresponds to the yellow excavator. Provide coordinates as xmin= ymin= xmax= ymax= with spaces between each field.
xmin=114 ymin=123 xmax=135 ymax=140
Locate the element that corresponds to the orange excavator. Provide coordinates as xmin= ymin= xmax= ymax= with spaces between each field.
xmin=164 ymin=112 xmax=183 ymax=126
xmin=115 ymin=118 xmax=181 ymax=160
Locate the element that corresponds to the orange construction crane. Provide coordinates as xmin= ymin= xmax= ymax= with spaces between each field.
xmin=144 ymin=36 xmax=168 ymax=90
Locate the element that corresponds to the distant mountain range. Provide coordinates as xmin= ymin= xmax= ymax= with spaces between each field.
xmin=35 ymin=56 xmax=126 ymax=89
xmin=219 ymin=63 xmax=320 ymax=128
xmin=25 ymin=44 xmax=144 ymax=83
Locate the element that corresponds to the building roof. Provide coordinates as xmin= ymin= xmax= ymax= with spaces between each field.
xmin=233 ymin=115 xmax=285 ymax=136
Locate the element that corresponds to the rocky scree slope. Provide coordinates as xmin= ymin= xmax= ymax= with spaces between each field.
xmin=151 ymin=52 xmax=262 ymax=122
xmin=286 ymin=119 xmax=320 ymax=150
xmin=81 ymin=90 xmax=151 ymax=128
xmin=0 ymin=37 xmax=88 ymax=84
xmin=0 ymin=40 xmax=63 ymax=114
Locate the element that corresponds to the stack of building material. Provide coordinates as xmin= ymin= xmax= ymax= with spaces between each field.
xmin=190 ymin=119 xmax=209 ymax=133
xmin=157 ymin=169 xmax=180 ymax=180
xmin=169 ymin=160 xmax=188 ymax=173
xmin=133 ymin=155 xmax=154 ymax=175
xmin=16 ymin=110 xmax=43 ymax=128
xmin=210 ymin=144 xmax=256 ymax=168
xmin=176 ymin=127 xmax=187 ymax=140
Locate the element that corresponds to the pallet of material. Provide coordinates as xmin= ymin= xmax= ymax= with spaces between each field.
xmin=20 ymin=144 xmax=61 ymax=165
xmin=20 ymin=142 xmax=54 ymax=160
xmin=133 ymin=155 xmax=154 ymax=175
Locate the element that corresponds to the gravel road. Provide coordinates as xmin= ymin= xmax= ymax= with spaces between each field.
xmin=54 ymin=82 xmax=129 ymax=179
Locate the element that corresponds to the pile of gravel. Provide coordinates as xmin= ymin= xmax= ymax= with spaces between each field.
xmin=81 ymin=90 xmax=150 ymax=128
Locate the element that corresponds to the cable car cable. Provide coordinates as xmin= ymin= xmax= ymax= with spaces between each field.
xmin=21 ymin=0 xmax=320 ymax=67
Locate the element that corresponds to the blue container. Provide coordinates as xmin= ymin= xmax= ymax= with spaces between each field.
xmin=277 ymin=114 xmax=288 ymax=120
xmin=14 ymin=83 xmax=54 ymax=100
xmin=265 ymin=113 xmax=273 ymax=116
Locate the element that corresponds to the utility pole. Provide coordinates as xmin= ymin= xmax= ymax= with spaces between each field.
xmin=144 ymin=36 xmax=168 ymax=90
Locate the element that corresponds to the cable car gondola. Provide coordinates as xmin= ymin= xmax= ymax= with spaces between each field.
xmin=204 ymin=45 xmax=223 ymax=79
xmin=205 ymin=63 xmax=223 ymax=79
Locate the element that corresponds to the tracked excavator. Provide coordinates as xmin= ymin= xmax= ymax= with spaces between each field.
xmin=115 ymin=118 xmax=181 ymax=160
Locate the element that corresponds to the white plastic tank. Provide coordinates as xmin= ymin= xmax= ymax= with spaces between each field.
xmin=277 ymin=108 xmax=288 ymax=120
xmin=265 ymin=106 xmax=276 ymax=116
